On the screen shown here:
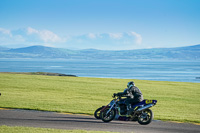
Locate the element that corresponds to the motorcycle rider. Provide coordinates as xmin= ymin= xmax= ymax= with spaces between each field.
xmin=113 ymin=81 xmax=143 ymax=115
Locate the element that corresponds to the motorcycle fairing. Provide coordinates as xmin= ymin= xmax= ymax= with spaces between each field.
xmin=132 ymin=99 xmax=157 ymax=110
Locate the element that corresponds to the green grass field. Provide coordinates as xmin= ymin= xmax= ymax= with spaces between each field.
xmin=0 ymin=125 xmax=118 ymax=133
xmin=0 ymin=73 xmax=199 ymax=123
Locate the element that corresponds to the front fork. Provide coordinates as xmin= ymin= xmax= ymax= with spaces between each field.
xmin=105 ymin=103 xmax=116 ymax=115
xmin=101 ymin=101 xmax=116 ymax=115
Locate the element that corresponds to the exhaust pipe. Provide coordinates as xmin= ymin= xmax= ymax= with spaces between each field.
xmin=136 ymin=104 xmax=154 ymax=112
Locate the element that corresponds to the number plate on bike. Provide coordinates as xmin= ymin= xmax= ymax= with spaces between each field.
xmin=145 ymin=100 xmax=153 ymax=104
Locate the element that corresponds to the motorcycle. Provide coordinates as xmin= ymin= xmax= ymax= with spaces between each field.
xmin=95 ymin=95 xmax=157 ymax=125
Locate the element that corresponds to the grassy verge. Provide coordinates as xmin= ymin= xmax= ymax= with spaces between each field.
xmin=0 ymin=125 xmax=118 ymax=133
xmin=0 ymin=73 xmax=199 ymax=123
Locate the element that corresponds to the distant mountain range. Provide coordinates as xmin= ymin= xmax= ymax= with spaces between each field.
xmin=0 ymin=44 xmax=200 ymax=60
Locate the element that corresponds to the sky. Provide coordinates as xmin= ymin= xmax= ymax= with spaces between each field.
xmin=0 ymin=0 xmax=200 ymax=50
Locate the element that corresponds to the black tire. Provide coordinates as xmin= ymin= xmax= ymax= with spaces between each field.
xmin=137 ymin=108 xmax=153 ymax=125
xmin=100 ymin=107 xmax=116 ymax=122
xmin=94 ymin=106 xmax=104 ymax=119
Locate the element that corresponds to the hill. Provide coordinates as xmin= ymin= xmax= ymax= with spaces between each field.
xmin=0 ymin=44 xmax=200 ymax=60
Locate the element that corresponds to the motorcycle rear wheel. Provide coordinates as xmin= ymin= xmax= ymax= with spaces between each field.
xmin=137 ymin=108 xmax=153 ymax=125
xmin=100 ymin=107 xmax=116 ymax=122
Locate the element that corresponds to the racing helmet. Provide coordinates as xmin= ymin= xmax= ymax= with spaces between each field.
xmin=127 ymin=81 xmax=135 ymax=88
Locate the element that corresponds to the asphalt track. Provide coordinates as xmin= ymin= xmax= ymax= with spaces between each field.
xmin=0 ymin=109 xmax=200 ymax=133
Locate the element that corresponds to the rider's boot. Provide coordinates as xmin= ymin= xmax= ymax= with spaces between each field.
xmin=127 ymin=104 xmax=134 ymax=115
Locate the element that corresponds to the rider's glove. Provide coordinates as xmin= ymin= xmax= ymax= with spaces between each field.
xmin=113 ymin=93 xmax=117 ymax=97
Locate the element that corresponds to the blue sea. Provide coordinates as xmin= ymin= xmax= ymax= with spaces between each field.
xmin=0 ymin=58 xmax=200 ymax=83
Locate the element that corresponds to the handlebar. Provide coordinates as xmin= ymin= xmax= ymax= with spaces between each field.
xmin=112 ymin=94 xmax=121 ymax=99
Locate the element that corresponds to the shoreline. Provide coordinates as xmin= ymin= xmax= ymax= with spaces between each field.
xmin=0 ymin=72 xmax=200 ymax=83
xmin=0 ymin=72 xmax=77 ymax=77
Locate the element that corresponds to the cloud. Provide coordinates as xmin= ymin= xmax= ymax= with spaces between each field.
xmin=0 ymin=28 xmax=12 ymax=37
xmin=27 ymin=27 xmax=38 ymax=34
xmin=27 ymin=27 xmax=63 ymax=43
xmin=0 ymin=27 xmax=143 ymax=50
xmin=109 ymin=33 xmax=123 ymax=39
xmin=129 ymin=32 xmax=142 ymax=44
xmin=66 ymin=32 xmax=143 ymax=50
xmin=0 ymin=27 xmax=67 ymax=48
xmin=87 ymin=33 xmax=96 ymax=39
xmin=0 ymin=28 xmax=26 ymax=46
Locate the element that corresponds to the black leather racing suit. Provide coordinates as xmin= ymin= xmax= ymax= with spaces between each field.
xmin=117 ymin=86 xmax=143 ymax=106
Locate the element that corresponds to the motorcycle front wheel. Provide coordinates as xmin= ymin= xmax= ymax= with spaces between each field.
xmin=137 ymin=108 xmax=153 ymax=125
xmin=94 ymin=106 xmax=104 ymax=119
xmin=100 ymin=107 xmax=116 ymax=122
